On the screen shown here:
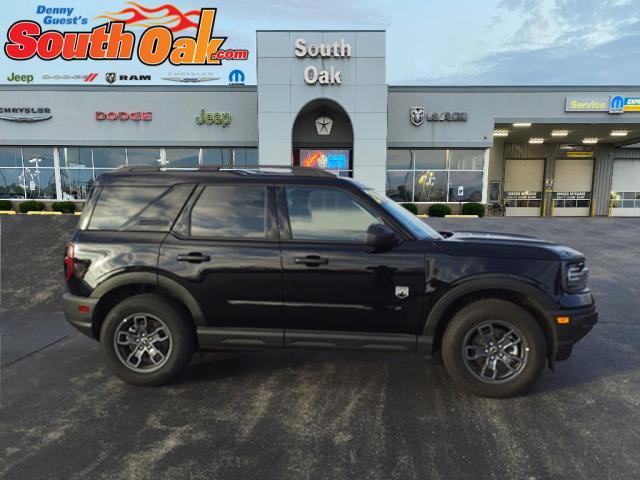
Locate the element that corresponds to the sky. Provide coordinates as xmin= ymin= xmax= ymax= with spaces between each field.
xmin=2 ymin=0 xmax=640 ymax=85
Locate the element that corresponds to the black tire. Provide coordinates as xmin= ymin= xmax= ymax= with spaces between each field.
xmin=100 ymin=294 xmax=196 ymax=386
xmin=442 ymin=299 xmax=546 ymax=398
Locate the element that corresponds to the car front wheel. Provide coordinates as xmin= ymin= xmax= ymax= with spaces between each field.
xmin=100 ymin=294 xmax=195 ymax=386
xmin=442 ymin=299 xmax=547 ymax=398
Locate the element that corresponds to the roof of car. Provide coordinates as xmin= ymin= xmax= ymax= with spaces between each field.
xmin=94 ymin=166 xmax=359 ymax=188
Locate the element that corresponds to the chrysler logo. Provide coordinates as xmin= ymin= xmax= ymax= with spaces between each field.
xmin=0 ymin=107 xmax=52 ymax=122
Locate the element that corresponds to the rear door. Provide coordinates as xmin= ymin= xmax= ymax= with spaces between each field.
xmin=277 ymin=184 xmax=426 ymax=335
xmin=159 ymin=183 xmax=284 ymax=330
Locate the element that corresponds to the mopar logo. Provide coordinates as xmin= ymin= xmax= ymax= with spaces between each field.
xmin=229 ymin=69 xmax=245 ymax=85
xmin=610 ymin=95 xmax=624 ymax=114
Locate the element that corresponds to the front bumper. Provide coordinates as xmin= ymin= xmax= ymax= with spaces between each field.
xmin=62 ymin=292 xmax=99 ymax=339
xmin=547 ymin=303 xmax=598 ymax=361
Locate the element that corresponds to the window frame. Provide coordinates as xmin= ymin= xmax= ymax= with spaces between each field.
xmin=276 ymin=184 xmax=392 ymax=245
xmin=173 ymin=183 xmax=278 ymax=242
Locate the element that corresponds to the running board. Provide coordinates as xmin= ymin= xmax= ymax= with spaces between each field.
xmin=196 ymin=327 xmax=432 ymax=354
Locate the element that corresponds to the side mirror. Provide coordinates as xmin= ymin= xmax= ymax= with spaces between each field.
xmin=366 ymin=224 xmax=400 ymax=251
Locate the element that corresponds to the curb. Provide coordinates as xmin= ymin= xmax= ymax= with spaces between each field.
xmin=445 ymin=214 xmax=479 ymax=218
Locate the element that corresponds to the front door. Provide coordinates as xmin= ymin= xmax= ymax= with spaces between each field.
xmin=159 ymin=183 xmax=284 ymax=329
xmin=277 ymin=185 xmax=425 ymax=335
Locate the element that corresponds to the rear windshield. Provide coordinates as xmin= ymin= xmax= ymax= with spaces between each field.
xmin=88 ymin=185 xmax=194 ymax=231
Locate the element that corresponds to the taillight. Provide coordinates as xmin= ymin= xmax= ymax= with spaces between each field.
xmin=64 ymin=243 xmax=75 ymax=281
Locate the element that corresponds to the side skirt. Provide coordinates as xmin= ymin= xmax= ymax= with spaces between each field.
xmin=196 ymin=327 xmax=433 ymax=356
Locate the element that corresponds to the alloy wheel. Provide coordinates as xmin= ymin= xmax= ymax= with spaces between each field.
xmin=461 ymin=320 xmax=529 ymax=384
xmin=113 ymin=313 xmax=173 ymax=373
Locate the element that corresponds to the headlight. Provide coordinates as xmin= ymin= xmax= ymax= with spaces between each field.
xmin=565 ymin=261 xmax=588 ymax=292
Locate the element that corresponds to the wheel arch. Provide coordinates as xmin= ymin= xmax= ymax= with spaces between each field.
xmin=90 ymin=272 xmax=205 ymax=339
xmin=423 ymin=277 xmax=558 ymax=365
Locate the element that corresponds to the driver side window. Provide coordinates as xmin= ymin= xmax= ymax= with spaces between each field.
xmin=285 ymin=187 xmax=383 ymax=242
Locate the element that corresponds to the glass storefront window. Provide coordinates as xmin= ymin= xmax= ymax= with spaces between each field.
xmin=126 ymin=148 xmax=161 ymax=166
xmin=414 ymin=170 xmax=448 ymax=202
xmin=23 ymin=147 xmax=54 ymax=169
xmin=61 ymin=147 xmax=92 ymax=168
xmin=387 ymin=150 xmax=413 ymax=169
xmin=415 ymin=150 xmax=446 ymax=170
xmin=202 ymin=148 xmax=233 ymax=167
xmin=165 ymin=148 xmax=200 ymax=168
xmin=60 ymin=168 xmax=94 ymax=200
xmin=0 ymin=147 xmax=23 ymax=168
xmin=233 ymin=148 xmax=258 ymax=167
xmin=93 ymin=148 xmax=126 ymax=168
xmin=0 ymin=168 xmax=26 ymax=198
xmin=386 ymin=171 xmax=413 ymax=202
xmin=387 ymin=149 xmax=486 ymax=203
xmin=448 ymin=150 xmax=484 ymax=170
xmin=448 ymin=171 xmax=483 ymax=202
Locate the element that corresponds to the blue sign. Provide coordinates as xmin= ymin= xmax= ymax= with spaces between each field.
xmin=229 ymin=69 xmax=245 ymax=84
xmin=326 ymin=152 xmax=349 ymax=170
xmin=610 ymin=95 xmax=624 ymax=114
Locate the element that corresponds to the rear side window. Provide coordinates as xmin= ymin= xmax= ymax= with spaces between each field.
xmin=190 ymin=185 xmax=266 ymax=238
xmin=89 ymin=185 xmax=194 ymax=231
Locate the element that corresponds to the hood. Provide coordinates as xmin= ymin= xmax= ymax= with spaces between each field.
xmin=436 ymin=230 xmax=584 ymax=261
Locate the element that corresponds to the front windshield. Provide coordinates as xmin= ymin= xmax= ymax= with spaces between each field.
xmin=364 ymin=189 xmax=442 ymax=240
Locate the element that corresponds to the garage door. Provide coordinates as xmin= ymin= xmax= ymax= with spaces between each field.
xmin=504 ymin=159 xmax=544 ymax=216
xmin=611 ymin=159 xmax=640 ymax=217
xmin=552 ymin=159 xmax=594 ymax=217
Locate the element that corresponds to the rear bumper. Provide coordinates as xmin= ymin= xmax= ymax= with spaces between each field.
xmin=548 ymin=303 xmax=598 ymax=361
xmin=62 ymin=292 xmax=99 ymax=339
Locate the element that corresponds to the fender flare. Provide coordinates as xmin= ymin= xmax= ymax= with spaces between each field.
xmin=422 ymin=275 xmax=559 ymax=357
xmin=91 ymin=271 xmax=206 ymax=327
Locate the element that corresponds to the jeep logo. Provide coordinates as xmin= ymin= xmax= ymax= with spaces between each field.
xmin=7 ymin=73 xmax=34 ymax=83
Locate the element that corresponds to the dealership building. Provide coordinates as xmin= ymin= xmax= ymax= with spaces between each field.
xmin=2 ymin=29 xmax=640 ymax=216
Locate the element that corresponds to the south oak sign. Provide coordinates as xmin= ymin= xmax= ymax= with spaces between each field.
xmin=3 ymin=8 xmax=248 ymax=66
xmin=294 ymin=38 xmax=351 ymax=85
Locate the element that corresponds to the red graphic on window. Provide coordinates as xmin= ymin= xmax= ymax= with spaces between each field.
xmin=95 ymin=2 xmax=200 ymax=33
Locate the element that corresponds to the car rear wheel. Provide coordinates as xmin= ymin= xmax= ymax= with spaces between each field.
xmin=442 ymin=299 xmax=546 ymax=398
xmin=100 ymin=294 xmax=195 ymax=386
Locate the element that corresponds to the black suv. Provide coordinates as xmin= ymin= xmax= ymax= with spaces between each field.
xmin=63 ymin=166 xmax=597 ymax=397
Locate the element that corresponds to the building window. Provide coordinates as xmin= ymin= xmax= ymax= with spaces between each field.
xmin=611 ymin=192 xmax=640 ymax=208
xmin=386 ymin=149 xmax=485 ymax=203
xmin=0 ymin=147 xmax=26 ymax=199
xmin=165 ymin=148 xmax=199 ymax=168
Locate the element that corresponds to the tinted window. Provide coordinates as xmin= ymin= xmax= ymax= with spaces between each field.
xmin=165 ymin=148 xmax=199 ymax=168
xmin=89 ymin=186 xmax=192 ymax=231
xmin=126 ymin=148 xmax=161 ymax=165
xmin=190 ymin=185 xmax=266 ymax=238
xmin=93 ymin=148 xmax=126 ymax=168
xmin=285 ymin=187 xmax=382 ymax=242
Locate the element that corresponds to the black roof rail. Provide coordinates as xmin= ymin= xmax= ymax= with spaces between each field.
xmin=116 ymin=165 xmax=164 ymax=172
xmin=221 ymin=165 xmax=335 ymax=177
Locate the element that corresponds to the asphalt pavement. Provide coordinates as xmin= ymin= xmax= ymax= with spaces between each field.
xmin=1 ymin=217 xmax=639 ymax=479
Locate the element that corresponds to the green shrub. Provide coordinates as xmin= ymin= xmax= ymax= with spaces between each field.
xmin=0 ymin=200 xmax=12 ymax=211
xmin=462 ymin=202 xmax=485 ymax=217
xmin=51 ymin=201 xmax=76 ymax=214
xmin=19 ymin=200 xmax=45 ymax=213
xmin=402 ymin=202 xmax=418 ymax=214
xmin=428 ymin=203 xmax=452 ymax=217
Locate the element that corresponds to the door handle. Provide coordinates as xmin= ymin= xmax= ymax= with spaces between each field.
xmin=294 ymin=255 xmax=329 ymax=267
xmin=177 ymin=252 xmax=211 ymax=263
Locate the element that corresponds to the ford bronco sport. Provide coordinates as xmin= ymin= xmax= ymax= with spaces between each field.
xmin=63 ymin=166 xmax=597 ymax=397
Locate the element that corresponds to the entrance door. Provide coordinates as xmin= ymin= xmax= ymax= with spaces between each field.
xmin=552 ymin=159 xmax=594 ymax=217
xmin=611 ymin=159 xmax=640 ymax=216
xmin=504 ymin=159 xmax=544 ymax=216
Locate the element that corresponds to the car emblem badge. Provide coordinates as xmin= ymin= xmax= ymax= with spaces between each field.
xmin=105 ymin=72 xmax=116 ymax=84
xmin=410 ymin=107 xmax=424 ymax=126
xmin=395 ymin=286 xmax=409 ymax=299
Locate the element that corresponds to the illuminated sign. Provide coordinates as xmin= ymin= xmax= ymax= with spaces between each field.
xmin=300 ymin=149 xmax=349 ymax=170
xmin=559 ymin=145 xmax=593 ymax=158
xmin=609 ymin=95 xmax=640 ymax=114
xmin=565 ymin=97 xmax=608 ymax=112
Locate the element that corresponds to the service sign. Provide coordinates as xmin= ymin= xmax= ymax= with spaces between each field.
xmin=0 ymin=1 xmax=250 ymax=85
